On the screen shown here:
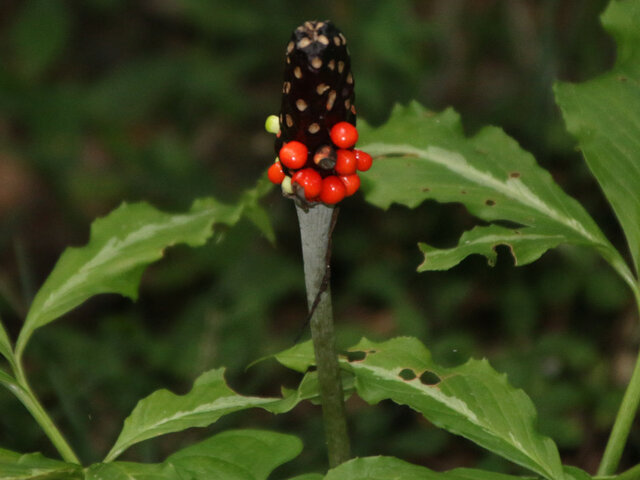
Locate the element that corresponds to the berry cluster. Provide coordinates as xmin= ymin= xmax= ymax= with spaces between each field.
xmin=267 ymin=20 xmax=373 ymax=206
xmin=267 ymin=121 xmax=372 ymax=204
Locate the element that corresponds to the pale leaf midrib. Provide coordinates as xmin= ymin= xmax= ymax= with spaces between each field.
xmin=36 ymin=209 xmax=213 ymax=321
xmin=364 ymin=142 xmax=601 ymax=247
xmin=356 ymin=363 xmax=559 ymax=480
xmin=112 ymin=395 xmax=276 ymax=457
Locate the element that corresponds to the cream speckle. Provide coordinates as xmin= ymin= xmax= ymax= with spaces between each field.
xmin=311 ymin=57 xmax=322 ymax=69
xmin=297 ymin=37 xmax=312 ymax=49
xmin=328 ymin=59 xmax=335 ymax=71
xmin=296 ymin=99 xmax=308 ymax=111
xmin=317 ymin=35 xmax=329 ymax=45
xmin=308 ymin=123 xmax=320 ymax=134
xmin=294 ymin=66 xmax=302 ymax=79
xmin=286 ymin=114 xmax=293 ymax=127
xmin=283 ymin=82 xmax=291 ymax=94
xmin=326 ymin=90 xmax=336 ymax=110
xmin=316 ymin=83 xmax=330 ymax=95
xmin=338 ymin=61 xmax=345 ymax=73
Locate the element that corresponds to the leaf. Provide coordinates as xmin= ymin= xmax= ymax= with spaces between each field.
xmin=166 ymin=429 xmax=302 ymax=480
xmin=272 ymin=340 xmax=316 ymax=373
xmin=346 ymin=337 xmax=564 ymax=480
xmin=324 ymin=457 xmax=535 ymax=480
xmin=286 ymin=475 xmax=324 ymax=480
xmin=0 ymin=448 xmax=82 ymax=479
xmin=105 ymin=369 xmax=300 ymax=462
xmin=555 ymin=0 xmax=640 ymax=276
xmin=358 ymin=103 xmax=636 ymax=290
xmin=418 ymin=224 xmax=566 ymax=271
xmin=563 ymin=466 xmax=592 ymax=480
xmin=91 ymin=430 xmax=301 ymax=480
xmin=17 ymin=181 xmax=272 ymax=360
xmin=85 ymin=462 xmax=181 ymax=480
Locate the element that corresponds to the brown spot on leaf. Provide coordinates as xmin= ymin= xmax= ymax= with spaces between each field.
xmin=346 ymin=351 xmax=366 ymax=362
xmin=485 ymin=199 xmax=496 ymax=206
xmin=399 ymin=369 xmax=417 ymax=381
xmin=509 ymin=172 xmax=521 ymax=178
xmin=420 ymin=371 xmax=440 ymax=386
xmin=422 ymin=187 xmax=430 ymax=193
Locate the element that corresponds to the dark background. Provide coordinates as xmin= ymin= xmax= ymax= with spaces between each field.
xmin=1 ymin=0 xmax=637 ymax=475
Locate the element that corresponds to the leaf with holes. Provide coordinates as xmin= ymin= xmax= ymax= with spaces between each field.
xmin=346 ymin=337 xmax=564 ymax=480
xmin=16 ymin=180 xmax=273 ymax=360
xmin=555 ymin=0 xmax=640 ymax=276
xmin=324 ymin=457 xmax=537 ymax=480
xmin=358 ymin=102 xmax=635 ymax=292
xmin=417 ymin=224 xmax=567 ymax=271
xmin=0 ymin=448 xmax=82 ymax=479
xmin=105 ymin=369 xmax=303 ymax=462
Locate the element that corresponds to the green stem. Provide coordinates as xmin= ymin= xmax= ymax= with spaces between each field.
xmin=598 ymin=296 xmax=640 ymax=476
xmin=13 ymin=362 xmax=80 ymax=464
xmin=296 ymin=203 xmax=351 ymax=468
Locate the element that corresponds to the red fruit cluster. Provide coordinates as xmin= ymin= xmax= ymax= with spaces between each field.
xmin=268 ymin=121 xmax=373 ymax=205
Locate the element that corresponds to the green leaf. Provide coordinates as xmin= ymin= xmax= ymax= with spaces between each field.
xmin=273 ymin=340 xmax=316 ymax=373
xmin=91 ymin=430 xmax=301 ymax=480
xmin=0 ymin=448 xmax=82 ymax=479
xmin=16 ymin=184 xmax=271 ymax=360
xmin=418 ymin=224 xmax=566 ymax=271
xmin=324 ymin=457 xmax=535 ymax=480
xmin=286 ymin=475 xmax=324 ymax=480
xmin=358 ymin=103 xmax=635 ymax=290
xmin=166 ymin=429 xmax=302 ymax=480
xmin=563 ymin=466 xmax=592 ymax=480
xmin=346 ymin=337 xmax=564 ymax=480
xmin=239 ymin=175 xmax=276 ymax=244
xmin=555 ymin=0 xmax=640 ymax=276
xmin=85 ymin=462 xmax=180 ymax=480
xmin=105 ymin=369 xmax=300 ymax=462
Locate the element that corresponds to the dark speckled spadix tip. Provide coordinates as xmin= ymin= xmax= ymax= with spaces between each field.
xmin=276 ymin=20 xmax=356 ymax=171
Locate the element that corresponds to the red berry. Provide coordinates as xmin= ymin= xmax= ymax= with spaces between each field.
xmin=335 ymin=149 xmax=357 ymax=175
xmin=330 ymin=122 xmax=358 ymax=149
xmin=354 ymin=149 xmax=372 ymax=171
xmin=339 ymin=174 xmax=360 ymax=197
xmin=292 ymin=168 xmax=322 ymax=200
xmin=320 ymin=176 xmax=346 ymax=204
xmin=279 ymin=141 xmax=308 ymax=169
xmin=267 ymin=162 xmax=285 ymax=184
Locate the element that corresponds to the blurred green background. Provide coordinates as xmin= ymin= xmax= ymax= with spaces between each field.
xmin=1 ymin=0 xmax=637 ymax=475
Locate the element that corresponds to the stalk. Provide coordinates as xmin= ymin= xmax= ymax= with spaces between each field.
xmin=13 ymin=362 xmax=80 ymax=464
xmin=598 ymin=299 xmax=640 ymax=475
xmin=296 ymin=203 xmax=351 ymax=467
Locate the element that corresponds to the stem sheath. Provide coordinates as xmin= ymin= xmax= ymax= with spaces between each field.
xmin=296 ymin=203 xmax=350 ymax=467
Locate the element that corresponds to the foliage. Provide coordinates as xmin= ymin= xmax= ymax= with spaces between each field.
xmin=1 ymin=0 xmax=640 ymax=479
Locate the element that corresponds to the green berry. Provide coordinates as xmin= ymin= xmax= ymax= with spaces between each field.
xmin=265 ymin=115 xmax=280 ymax=134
